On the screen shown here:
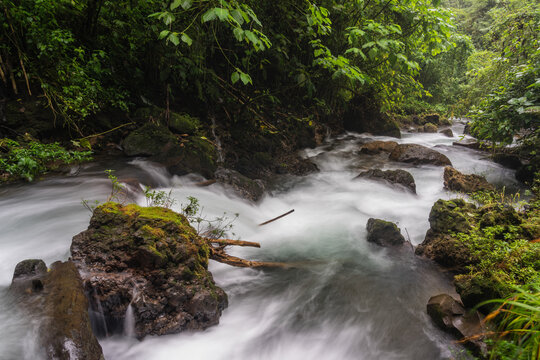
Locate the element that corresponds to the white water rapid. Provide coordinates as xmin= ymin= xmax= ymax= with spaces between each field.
xmin=0 ymin=121 xmax=520 ymax=360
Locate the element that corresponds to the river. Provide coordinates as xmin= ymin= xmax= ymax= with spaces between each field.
xmin=0 ymin=121 xmax=519 ymax=359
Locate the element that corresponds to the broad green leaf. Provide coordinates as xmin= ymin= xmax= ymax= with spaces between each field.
xmin=168 ymin=33 xmax=179 ymax=46
xmin=181 ymin=0 xmax=192 ymax=10
xmin=233 ymin=27 xmax=244 ymax=42
xmin=231 ymin=71 xmax=240 ymax=84
xmin=181 ymin=33 xmax=192 ymax=46
xmin=240 ymin=73 xmax=252 ymax=85
xmin=158 ymin=30 xmax=170 ymax=40
xmin=231 ymin=10 xmax=244 ymax=25
xmin=170 ymin=0 xmax=182 ymax=10
xmin=244 ymin=30 xmax=258 ymax=45
xmin=202 ymin=9 xmax=217 ymax=22
xmin=214 ymin=8 xmax=229 ymax=21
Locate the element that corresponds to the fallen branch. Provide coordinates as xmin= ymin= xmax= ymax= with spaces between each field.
xmin=210 ymin=250 xmax=290 ymax=268
xmin=259 ymin=209 xmax=294 ymax=226
xmin=204 ymin=238 xmax=261 ymax=248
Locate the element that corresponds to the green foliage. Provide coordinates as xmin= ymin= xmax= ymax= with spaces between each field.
xmin=180 ymin=196 xmax=238 ymax=239
xmin=481 ymin=281 xmax=540 ymax=360
xmin=0 ymin=138 xmax=92 ymax=181
xmin=144 ymin=187 xmax=176 ymax=208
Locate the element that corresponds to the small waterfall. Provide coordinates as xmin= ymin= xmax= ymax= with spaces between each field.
xmin=89 ymin=288 xmax=109 ymax=338
xmin=210 ymin=117 xmax=224 ymax=165
xmin=123 ymin=304 xmax=136 ymax=338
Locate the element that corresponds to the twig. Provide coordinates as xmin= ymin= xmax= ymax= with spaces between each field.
xmin=210 ymin=250 xmax=291 ymax=268
xmin=259 ymin=209 xmax=295 ymax=226
xmin=204 ymin=238 xmax=261 ymax=248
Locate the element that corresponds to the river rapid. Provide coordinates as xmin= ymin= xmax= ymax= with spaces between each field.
xmin=0 ymin=121 xmax=520 ymax=360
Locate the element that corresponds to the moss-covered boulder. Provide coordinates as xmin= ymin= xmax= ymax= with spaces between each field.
xmin=123 ymin=123 xmax=177 ymax=156
xmin=366 ymin=218 xmax=405 ymax=247
xmin=342 ymin=96 xmax=401 ymax=138
xmin=71 ymin=202 xmax=227 ymax=339
xmin=215 ymin=167 xmax=265 ymax=201
xmin=443 ymin=166 xmax=494 ymax=193
xmin=423 ymin=123 xmax=438 ymax=133
xmin=389 ymin=143 xmax=452 ymax=166
xmin=157 ymin=136 xmax=217 ymax=178
xmin=415 ymin=199 xmax=477 ymax=271
xmin=358 ymin=140 xmax=398 ymax=155
xmin=10 ymin=260 xmax=104 ymax=360
xmin=169 ymin=112 xmax=200 ymax=134
xmin=439 ymin=128 xmax=454 ymax=137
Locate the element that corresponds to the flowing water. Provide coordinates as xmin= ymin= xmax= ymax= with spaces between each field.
xmin=0 ymin=121 xmax=520 ymax=359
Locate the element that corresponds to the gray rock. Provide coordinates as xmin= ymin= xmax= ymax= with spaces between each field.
xmin=355 ymin=169 xmax=416 ymax=194
xmin=215 ymin=167 xmax=265 ymax=202
xmin=366 ymin=218 xmax=405 ymax=247
xmin=439 ymin=128 xmax=453 ymax=137
xmin=389 ymin=144 xmax=452 ymax=166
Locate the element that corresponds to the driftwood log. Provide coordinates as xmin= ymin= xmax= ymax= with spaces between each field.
xmin=201 ymin=236 xmax=290 ymax=268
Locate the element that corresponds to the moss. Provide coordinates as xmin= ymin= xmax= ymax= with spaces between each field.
xmin=169 ymin=112 xmax=200 ymax=135
xmin=123 ymin=123 xmax=176 ymax=156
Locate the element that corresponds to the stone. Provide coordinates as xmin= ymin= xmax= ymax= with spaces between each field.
xmin=355 ymin=169 xmax=416 ymax=194
xmin=439 ymin=128 xmax=454 ymax=137
xmin=366 ymin=218 xmax=405 ymax=246
xmin=443 ymin=166 xmax=494 ymax=193
xmin=342 ymin=96 xmax=401 ymax=138
xmin=423 ymin=113 xmax=440 ymax=125
xmin=157 ymin=136 xmax=216 ymax=178
xmin=169 ymin=112 xmax=200 ymax=135
xmin=427 ymin=294 xmax=487 ymax=355
xmin=71 ymin=202 xmax=228 ymax=339
xmin=123 ymin=123 xmax=177 ymax=157
xmin=10 ymin=260 xmax=104 ymax=360
xmin=423 ymin=123 xmax=438 ymax=133
xmin=389 ymin=144 xmax=452 ymax=166
xmin=453 ymin=140 xmax=483 ymax=150
xmin=358 ymin=141 xmax=398 ymax=155
xmin=492 ymin=153 xmax=522 ymax=170
xmin=215 ymin=167 xmax=265 ymax=202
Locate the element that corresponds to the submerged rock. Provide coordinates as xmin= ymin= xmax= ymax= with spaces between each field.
xmin=439 ymin=128 xmax=453 ymax=137
xmin=427 ymin=294 xmax=487 ymax=355
xmin=389 ymin=144 xmax=452 ymax=166
xmin=215 ymin=167 xmax=265 ymax=201
xmin=358 ymin=140 xmax=398 ymax=155
xmin=71 ymin=202 xmax=227 ymax=339
xmin=443 ymin=166 xmax=494 ymax=193
xmin=423 ymin=123 xmax=438 ymax=133
xmin=366 ymin=218 xmax=405 ymax=247
xmin=355 ymin=169 xmax=416 ymax=194
xmin=10 ymin=260 xmax=104 ymax=360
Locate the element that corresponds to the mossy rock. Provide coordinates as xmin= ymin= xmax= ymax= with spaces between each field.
xmin=169 ymin=112 xmax=200 ymax=135
xmin=423 ymin=123 xmax=438 ymax=133
xmin=71 ymin=202 xmax=227 ymax=338
xmin=366 ymin=218 xmax=405 ymax=246
xmin=158 ymin=136 xmax=217 ymax=178
xmin=454 ymin=274 xmax=508 ymax=312
xmin=429 ymin=199 xmax=476 ymax=233
xmin=123 ymin=123 xmax=177 ymax=156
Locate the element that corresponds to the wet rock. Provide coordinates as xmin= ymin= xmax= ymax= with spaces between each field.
xmin=427 ymin=294 xmax=487 ymax=355
xmin=452 ymin=140 xmax=483 ymax=150
xmin=389 ymin=144 xmax=452 ymax=166
xmin=415 ymin=199 xmax=477 ymax=271
xmin=443 ymin=166 xmax=494 ymax=193
xmin=123 ymin=123 xmax=177 ymax=157
xmin=169 ymin=112 xmax=200 ymax=135
xmin=355 ymin=169 xmax=416 ymax=194
xmin=516 ymin=163 xmax=538 ymax=184
xmin=157 ymin=136 xmax=216 ymax=178
xmin=71 ymin=202 xmax=227 ymax=339
xmin=423 ymin=123 xmax=438 ymax=133
xmin=492 ymin=153 xmax=522 ymax=170
xmin=10 ymin=260 xmax=104 ymax=360
xmin=215 ymin=167 xmax=265 ymax=201
xmin=359 ymin=141 xmax=398 ymax=155
xmin=366 ymin=218 xmax=405 ymax=246
xmin=423 ymin=113 xmax=440 ymax=125
xmin=439 ymin=128 xmax=453 ymax=137
xmin=342 ymin=96 xmax=401 ymax=138
xmin=463 ymin=122 xmax=471 ymax=135
xmin=454 ymin=275 xmax=506 ymax=312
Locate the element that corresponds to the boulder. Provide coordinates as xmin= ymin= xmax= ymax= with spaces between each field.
xmin=492 ymin=153 xmax=522 ymax=170
xmin=389 ymin=144 xmax=452 ymax=166
xmin=359 ymin=141 xmax=398 ymax=155
xmin=355 ymin=169 xmax=416 ymax=194
xmin=123 ymin=123 xmax=177 ymax=157
xmin=427 ymin=294 xmax=487 ymax=355
xmin=415 ymin=199 xmax=477 ymax=271
xmin=439 ymin=128 xmax=454 ymax=137
xmin=157 ymin=136 xmax=216 ymax=178
xmin=423 ymin=123 xmax=438 ymax=133
xmin=423 ymin=113 xmax=440 ymax=125
xmin=10 ymin=260 xmax=104 ymax=360
xmin=342 ymin=96 xmax=401 ymax=138
xmin=169 ymin=112 xmax=200 ymax=135
xmin=71 ymin=202 xmax=227 ymax=339
xmin=443 ymin=166 xmax=494 ymax=193
xmin=215 ymin=167 xmax=265 ymax=202
xmin=453 ymin=140 xmax=483 ymax=150
xmin=366 ymin=218 xmax=405 ymax=247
